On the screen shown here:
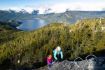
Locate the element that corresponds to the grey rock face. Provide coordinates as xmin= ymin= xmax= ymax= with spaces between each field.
xmin=36 ymin=57 xmax=105 ymax=70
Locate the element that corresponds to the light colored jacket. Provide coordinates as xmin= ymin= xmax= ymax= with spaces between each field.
xmin=53 ymin=49 xmax=63 ymax=60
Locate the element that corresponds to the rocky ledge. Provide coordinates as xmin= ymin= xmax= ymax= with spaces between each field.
xmin=36 ymin=57 xmax=105 ymax=70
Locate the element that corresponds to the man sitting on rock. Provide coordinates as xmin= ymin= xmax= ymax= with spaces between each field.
xmin=53 ymin=46 xmax=63 ymax=62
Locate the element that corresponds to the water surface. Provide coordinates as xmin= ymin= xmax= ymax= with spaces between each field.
xmin=17 ymin=18 xmax=47 ymax=31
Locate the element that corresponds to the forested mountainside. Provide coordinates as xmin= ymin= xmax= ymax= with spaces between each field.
xmin=0 ymin=18 xmax=105 ymax=69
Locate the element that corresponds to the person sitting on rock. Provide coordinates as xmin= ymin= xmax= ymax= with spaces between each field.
xmin=47 ymin=54 xmax=53 ymax=68
xmin=53 ymin=46 xmax=63 ymax=62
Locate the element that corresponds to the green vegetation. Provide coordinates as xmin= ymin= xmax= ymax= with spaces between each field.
xmin=0 ymin=22 xmax=19 ymax=45
xmin=0 ymin=18 xmax=105 ymax=69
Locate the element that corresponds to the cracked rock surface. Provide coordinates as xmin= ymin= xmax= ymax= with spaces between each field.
xmin=36 ymin=57 xmax=105 ymax=70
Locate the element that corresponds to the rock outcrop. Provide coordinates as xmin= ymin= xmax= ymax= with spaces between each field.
xmin=36 ymin=57 xmax=105 ymax=70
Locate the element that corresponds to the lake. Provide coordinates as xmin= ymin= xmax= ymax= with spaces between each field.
xmin=17 ymin=18 xmax=47 ymax=31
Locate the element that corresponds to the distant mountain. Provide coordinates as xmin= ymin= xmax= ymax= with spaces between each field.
xmin=0 ymin=10 xmax=38 ymax=22
xmin=1 ymin=10 xmax=105 ymax=24
xmin=37 ymin=11 xmax=105 ymax=23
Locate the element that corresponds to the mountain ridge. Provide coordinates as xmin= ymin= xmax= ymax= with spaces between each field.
xmin=1 ymin=10 xmax=105 ymax=23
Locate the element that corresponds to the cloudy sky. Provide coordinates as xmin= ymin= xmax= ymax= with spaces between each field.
xmin=0 ymin=0 xmax=105 ymax=13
